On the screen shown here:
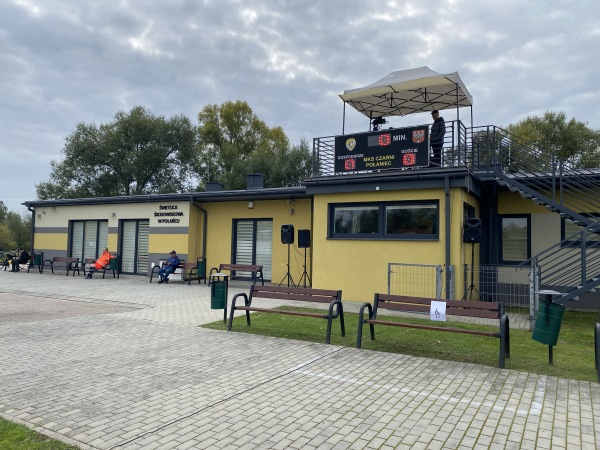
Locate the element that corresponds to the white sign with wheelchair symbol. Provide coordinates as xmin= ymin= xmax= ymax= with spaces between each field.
xmin=430 ymin=300 xmax=446 ymax=321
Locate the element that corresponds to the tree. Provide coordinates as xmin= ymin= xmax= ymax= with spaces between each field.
xmin=249 ymin=138 xmax=313 ymax=188
xmin=36 ymin=106 xmax=197 ymax=199
xmin=0 ymin=211 xmax=31 ymax=250
xmin=506 ymin=111 xmax=600 ymax=169
xmin=0 ymin=201 xmax=7 ymax=223
xmin=195 ymin=101 xmax=312 ymax=190
xmin=0 ymin=201 xmax=30 ymax=251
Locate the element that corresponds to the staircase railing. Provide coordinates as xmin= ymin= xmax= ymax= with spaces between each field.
xmin=524 ymin=225 xmax=600 ymax=304
xmin=468 ymin=125 xmax=600 ymax=304
xmin=467 ymin=125 xmax=600 ymax=226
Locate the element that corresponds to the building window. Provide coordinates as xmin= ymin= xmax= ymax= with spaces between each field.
xmin=71 ymin=220 xmax=108 ymax=260
xmin=464 ymin=203 xmax=476 ymax=222
xmin=333 ymin=205 xmax=379 ymax=234
xmin=500 ymin=215 xmax=530 ymax=264
xmin=330 ymin=201 xmax=439 ymax=240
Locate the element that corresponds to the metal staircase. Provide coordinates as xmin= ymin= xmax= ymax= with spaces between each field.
xmin=467 ymin=125 xmax=600 ymax=305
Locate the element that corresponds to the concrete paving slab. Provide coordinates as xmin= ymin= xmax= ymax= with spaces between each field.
xmin=0 ymin=271 xmax=599 ymax=449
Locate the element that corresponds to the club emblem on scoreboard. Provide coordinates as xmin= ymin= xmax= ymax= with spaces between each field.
xmin=412 ymin=129 xmax=425 ymax=144
xmin=345 ymin=138 xmax=357 ymax=151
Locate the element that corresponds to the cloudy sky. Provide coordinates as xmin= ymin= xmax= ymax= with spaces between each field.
xmin=1 ymin=0 xmax=599 ymax=213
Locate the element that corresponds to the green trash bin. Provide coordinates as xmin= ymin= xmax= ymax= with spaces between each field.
xmin=33 ymin=252 xmax=43 ymax=266
xmin=210 ymin=273 xmax=228 ymax=323
xmin=32 ymin=251 xmax=44 ymax=273
xmin=211 ymin=279 xmax=227 ymax=310
xmin=532 ymin=299 xmax=565 ymax=346
xmin=197 ymin=258 xmax=206 ymax=283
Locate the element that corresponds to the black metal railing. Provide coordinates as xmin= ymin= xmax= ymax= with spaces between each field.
xmin=312 ymin=120 xmax=467 ymax=176
xmin=467 ymin=126 xmax=600 ymax=225
xmin=525 ymin=225 xmax=600 ymax=304
xmin=468 ymin=126 xmax=600 ymax=303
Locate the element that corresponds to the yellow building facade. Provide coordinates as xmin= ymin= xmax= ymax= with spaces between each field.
xmin=26 ymin=168 xmax=581 ymax=304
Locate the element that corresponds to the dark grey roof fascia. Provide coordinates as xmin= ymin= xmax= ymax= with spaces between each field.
xmin=304 ymin=167 xmax=471 ymax=187
xmin=23 ymin=186 xmax=308 ymax=208
xmin=304 ymin=167 xmax=480 ymax=197
xmin=192 ymin=186 xmax=308 ymax=203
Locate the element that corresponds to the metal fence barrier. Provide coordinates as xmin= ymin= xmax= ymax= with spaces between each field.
xmin=388 ymin=262 xmax=532 ymax=330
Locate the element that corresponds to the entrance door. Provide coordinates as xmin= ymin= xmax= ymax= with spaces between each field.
xmin=234 ymin=219 xmax=272 ymax=281
xmin=121 ymin=220 xmax=149 ymax=274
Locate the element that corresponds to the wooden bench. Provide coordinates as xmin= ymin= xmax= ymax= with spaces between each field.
xmin=16 ymin=255 xmax=33 ymax=272
xmin=101 ymin=255 xmax=120 ymax=279
xmin=77 ymin=255 xmax=120 ymax=279
xmin=228 ymin=285 xmax=345 ymax=344
xmin=76 ymin=258 xmax=96 ymax=277
xmin=182 ymin=259 xmax=207 ymax=285
xmin=152 ymin=261 xmax=205 ymax=285
xmin=42 ymin=256 xmax=79 ymax=276
xmin=0 ymin=252 xmax=41 ymax=272
xmin=1 ymin=253 xmax=39 ymax=273
xmin=149 ymin=260 xmax=186 ymax=283
xmin=357 ymin=294 xmax=510 ymax=368
xmin=210 ymin=263 xmax=264 ymax=286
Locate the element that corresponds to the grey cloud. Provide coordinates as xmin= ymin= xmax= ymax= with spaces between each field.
xmin=1 ymin=0 xmax=598 ymax=212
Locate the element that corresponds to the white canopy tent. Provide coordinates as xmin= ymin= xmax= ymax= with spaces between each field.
xmin=339 ymin=66 xmax=473 ymax=132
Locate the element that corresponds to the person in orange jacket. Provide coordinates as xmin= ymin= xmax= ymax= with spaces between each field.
xmin=85 ymin=248 xmax=111 ymax=279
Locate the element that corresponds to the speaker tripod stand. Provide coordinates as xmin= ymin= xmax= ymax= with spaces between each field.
xmin=462 ymin=241 xmax=480 ymax=300
xmin=278 ymin=242 xmax=296 ymax=287
xmin=298 ymin=247 xmax=311 ymax=288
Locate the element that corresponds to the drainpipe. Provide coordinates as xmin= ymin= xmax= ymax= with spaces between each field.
xmin=190 ymin=198 xmax=207 ymax=263
xmin=444 ymin=176 xmax=451 ymax=299
xmin=27 ymin=205 xmax=35 ymax=253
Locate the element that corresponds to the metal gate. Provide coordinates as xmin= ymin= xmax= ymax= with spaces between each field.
xmin=388 ymin=263 xmax=452 ymax=299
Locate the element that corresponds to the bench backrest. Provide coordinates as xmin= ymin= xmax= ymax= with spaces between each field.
xmin=53 ymin=257 xmax=79 ymax=263
xmin=161 ymin=260 xmax=185 ymax=267
xmin=374 ymin=294 xmax=503 ymax=320
xmin=250 ymin=285 xmax=341 ymax=304
xmin=220 ymin=263 xmax=262 ymax=271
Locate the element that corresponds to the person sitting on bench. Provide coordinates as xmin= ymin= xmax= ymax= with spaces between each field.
xmin=157 ymin=250 xmax=180 ymax=284
xmin=10 ymin=248 xmax=29 ymax=272
xmin=85 ymin=248 xmax=111 ymax=279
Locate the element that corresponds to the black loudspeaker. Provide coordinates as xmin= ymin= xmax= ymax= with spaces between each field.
xmin=298 ymin=229 xmax=311 ymax=248
xmin=463 ymin=218 xmax=482 ymax=243
xmin=281 ymin=224 xmax=294 ymax=244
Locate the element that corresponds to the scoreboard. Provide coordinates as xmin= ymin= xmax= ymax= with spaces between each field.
xmin=334 ymin=125 xmax=430 ymax=173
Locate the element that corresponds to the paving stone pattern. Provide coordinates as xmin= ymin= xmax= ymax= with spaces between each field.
xmin=0 ymin=272 xmax=598 ymax=449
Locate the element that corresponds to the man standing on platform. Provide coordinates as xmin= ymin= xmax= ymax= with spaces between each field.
xmin=430 ymin=110 xmax=446 ymax=167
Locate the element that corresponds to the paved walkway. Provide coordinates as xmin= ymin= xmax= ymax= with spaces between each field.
xmin=0 ymin=271 xmax=598 ymax=449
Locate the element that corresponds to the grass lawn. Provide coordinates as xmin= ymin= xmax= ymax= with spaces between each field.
xmin=203 ymin=307 xmax=600 ymax=382
xmin=0 ymin=417 xmax=78 ymax=449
